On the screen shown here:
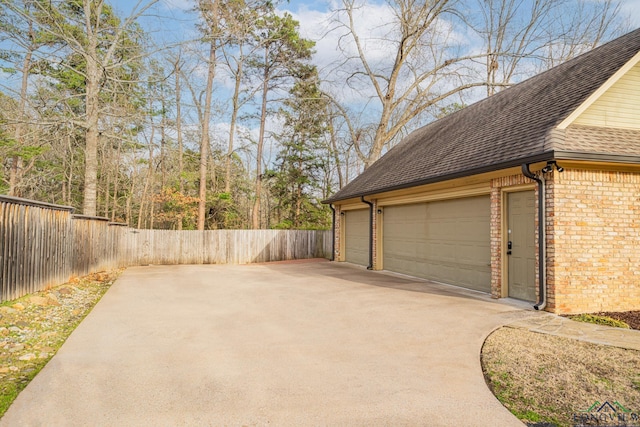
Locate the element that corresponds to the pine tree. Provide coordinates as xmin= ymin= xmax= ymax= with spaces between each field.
xmin=271 ymin=65 xmax=330 ymax=229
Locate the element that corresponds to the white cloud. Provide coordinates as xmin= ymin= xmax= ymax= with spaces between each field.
xmin=290 ymin=1 xmax=398 ymax=68
xmin=283 ymin=1 xmax=400 ymax=105
xmin=284 ymin=0 xmax=472 ymax=107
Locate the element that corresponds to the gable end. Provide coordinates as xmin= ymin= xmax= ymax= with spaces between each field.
xmin=558 ymin=51 xmax=640 ymax=130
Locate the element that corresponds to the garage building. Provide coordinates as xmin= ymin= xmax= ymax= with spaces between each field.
xmin=326 ymin=29 xmax=640 ymax=315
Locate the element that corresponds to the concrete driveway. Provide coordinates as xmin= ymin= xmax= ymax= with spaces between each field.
xmin=2 ymin=260 xmax=530 ymax=426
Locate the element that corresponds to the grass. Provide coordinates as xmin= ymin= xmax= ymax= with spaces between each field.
xmin=0 ymin=364 xmax=45 ymax=416
xmin=0 ymin=313 xmax=91 ymax=416
xmin=0 ymin=271 xmax=120 ymax=418
xmin=569 ymin=314 xmax=630 ymax=329
xmin=482 ymin=327 xmax=640 ymax=427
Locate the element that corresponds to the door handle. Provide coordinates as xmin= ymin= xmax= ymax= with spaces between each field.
xmin=507 ymin=241 xmax=512 ymax=255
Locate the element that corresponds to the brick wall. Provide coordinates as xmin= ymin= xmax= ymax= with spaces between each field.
xmin=334 ymin=206 xmax=342 ymax=261
xmin=549 ymin=169 xmax=640 ymax=314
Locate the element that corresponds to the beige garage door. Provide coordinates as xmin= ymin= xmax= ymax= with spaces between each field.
xmin=383 ymin=196 xmax=491 ymax=292
xmin=344 ymin=209 xmax=369 ymax=266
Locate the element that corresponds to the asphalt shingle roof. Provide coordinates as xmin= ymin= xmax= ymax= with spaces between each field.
xmin=326 ymin=28 xmax=640 ymax=203
xmin=562 ymin=125 xmax=640 ymax=157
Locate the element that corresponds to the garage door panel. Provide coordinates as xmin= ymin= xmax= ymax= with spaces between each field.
xmin=457 ymin=220 xmax=487 ymax=240
xmin=387 ymin=242 xmax=418 ymax=259
xmin=426 ymin=242 xmax=455 ymax=263
xmin=383 ymin=196 xmax=490 ymax=292
xmin=344 ymin=209 xmax=369 ymax=266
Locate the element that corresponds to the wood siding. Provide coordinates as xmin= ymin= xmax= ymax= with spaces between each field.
xmin=1 ymin=196 xmax=331 ymax=303
xmin=574 ymin=62 xmax=640 ymax=129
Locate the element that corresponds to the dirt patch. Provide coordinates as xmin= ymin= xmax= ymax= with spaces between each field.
xmin=0 ymin=270 xmax=120 ymax=417
xmin=482 ymin=327 xmax=640 ymax=427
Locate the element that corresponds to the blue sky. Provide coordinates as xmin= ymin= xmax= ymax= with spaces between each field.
xmin=106 ymin=0 xmax=640 ymax=164
xmin=139 ymin=0 xmax=640 ymax=32
xmin=0 ymin=0 xmax=636 ymax=178
xmin=621 ymin=0 xmax=640 ymax=25
xmin=125 ymin=0 xmax=640 ymax=88
xmin=113 ymin=0 xmax=640 ymax=80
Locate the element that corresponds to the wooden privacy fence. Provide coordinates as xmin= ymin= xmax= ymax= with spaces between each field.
xmin=72 ymin=215 xmax=128 ymax=276
xmin=0 ymin=196 xmax=127 ymax=302
xmin=1 ymin=196 xmax=74 ymax=302
xmin=121 ymin=229 xmax=332 ymax=266
xmin=1 ymin=195 xmax=332 ymax=302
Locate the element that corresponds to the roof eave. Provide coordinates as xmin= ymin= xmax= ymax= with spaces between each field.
xmin=554 ymin=151 xmax=640 ymax=164
xmin=325 ymin=150 xmax=640 ymax=204
xmin=323 ymin=152 xmax=555 ymax=204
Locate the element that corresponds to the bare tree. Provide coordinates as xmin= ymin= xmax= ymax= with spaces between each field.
xmin=469 ymin=0 xmax=625 ymax=96
xmin=172 ymin=52 xmax=185 ymax=199
xmin=219 ymin=0 xmax=269 ymax=195
xmin=328 ymin=0 xmax=625 ymax=170
xmin=330 ymin=0 xmax=490 ymax=168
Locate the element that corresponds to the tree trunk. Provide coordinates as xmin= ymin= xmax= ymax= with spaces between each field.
xmin=295 ymin=183 xmax=302 ymax=227
xmin=111 ymin=141 xmax=122 ymax=222
xmin=10 ymin=26 xmax=34 ymax=197
xmin=8 ymin=158 xmax=23 ymax=197
xmin=103 ymin=169 xmax=111 ymax=218
xmin=66 ymin=134 xmax=74 ymax=205
xmin=365 ymin=99 xmax=394 ymax=169
xmin=252 ymin=58 xmax=269 ymax=229
xmin=126 ymin=193 xmax=132 ymax=225
xmin=198 ymin=40 xmax=217 ymax=230
xmin=160 ymin=97 xmax=167 ymax=190
xmin=175 ymin=62 xmax=184 ymax=230
xmin=175 ymin=59 xmax=184 ymax=196
xmin=225 ymin=57 xmax=242 ymax=194
xmin=329 ymin=115 xmax=344 ymax=189
xmin=82 ymin=2 xmax=102 ymax=216
xmin=137 ymin=119 xmax=155 ymax=229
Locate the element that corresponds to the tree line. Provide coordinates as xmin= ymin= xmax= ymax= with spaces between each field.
xmin=0 ymin=0 xmax=626 ymax=230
